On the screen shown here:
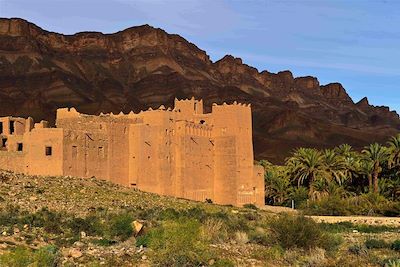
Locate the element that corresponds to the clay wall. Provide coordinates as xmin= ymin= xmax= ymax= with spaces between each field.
xmin=24 ymin=127 xmax=64 ymax=176
xmin=0 ymin=99 xmax=264 ymax=207
xmin=176 ymin=121 xmax=214 ymax=202
xmin=57 ymin=108 xmax=132 ymax=186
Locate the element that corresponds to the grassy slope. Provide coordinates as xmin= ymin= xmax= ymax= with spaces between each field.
xmin=0 ymin=170 xmax=399 ymax=266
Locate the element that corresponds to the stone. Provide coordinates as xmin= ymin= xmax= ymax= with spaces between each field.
xmin=141 ymin=255 xmax=147 ymax=260
xmin=69 ymin=248 xmax=83 ymax=258
xmin=80 ymin=231 xmax=87 ymax=238
xmin=132 ymin=221 xmax=143 ymax=235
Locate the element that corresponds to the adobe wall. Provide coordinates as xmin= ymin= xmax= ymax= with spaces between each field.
xmin=57 ymin=108 xmax=132 ymax=186
xmin=176 ymin=121 xmax=214 ymax=202
xmin=24 ymin=127 xmax=64 ymax=176
xmin=0 ymin=98 xmax=265 ymax=207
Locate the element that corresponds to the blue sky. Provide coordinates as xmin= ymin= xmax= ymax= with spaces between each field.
xmin=1 ymin=0 xmax=399 ymax=112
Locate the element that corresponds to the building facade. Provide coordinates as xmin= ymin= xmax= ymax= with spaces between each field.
xmin=0 ymin=98 xmax=264 ymax=206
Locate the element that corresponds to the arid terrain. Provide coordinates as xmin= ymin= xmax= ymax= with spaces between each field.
xmin=0 ymin=18 xmax=399 ymax=163
xmin=0 ymin=170 xmax=399 ymax=266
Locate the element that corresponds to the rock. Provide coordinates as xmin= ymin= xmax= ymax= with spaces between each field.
xmin=209 ymin=259 xmax=215 ymax=265
xmin=352 ymin=230 xmax=359 ymax=233
xmin=2 ymin=231 xmax=7 ymax=236
xmin=80 ymin=231 xmax=87 ymax=238
xmin=29 ymin=196 xmax=37 ymax=201
xmin=68 ymin=248 xmax=83 ymax=258
xmin=141 ymin=255 xmax=147 ymax=260
xmin=74 ymin=241 xmax=85 ymax=248
xmin=132 ymin=220 xmax=143 ymax=235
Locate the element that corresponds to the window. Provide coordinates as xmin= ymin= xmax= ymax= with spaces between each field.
xmin=200 ymin=120 xmax=205 ymax=124
xmin=72 ymin=146 xmax=77 ymax=158
xmin=9 ymin=121 xmax=15 ymax=134
xmin=98 ymin=146 xmax=105 ymax=158
xmin=0 ymin=122 xmax=3 ymax=134
xmin=1 ymin=138 xmax=7 ymax=148
xmin=45 ymin=146 xmax=52 ymax=156
xmin=17 ymin=143 xmax=23 ymax=152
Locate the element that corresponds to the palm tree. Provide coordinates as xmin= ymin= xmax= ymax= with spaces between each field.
xmin=322 ymin=149 xmax=347 ymax=185
xmin=264 ymin=166 xmax=290 ymax=204
xmin=387 ymin=134 xmax=400 ymax=169
xmin=359 ymin=159 xmax=374 ymax=192
xmin=335 ymin=144 xmax=353 ymax=158
xmin=362 ymin=143 xmax=389 ymax=193
xmin=286 ymin=148 xmax=326 ymax=198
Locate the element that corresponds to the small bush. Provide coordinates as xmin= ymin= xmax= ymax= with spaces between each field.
xmin=0 ymin=245 xmax=59 ymax=267
xmin=268 ymin=214 xmax=342 ymax=252
xmin=145 ymin=218 xmax=212 ymax=266
xmin=383 ymin=258 xmax=400 ymax=267
xmin=365 ymin=238 xmax=389 ymax=249
xmin=251 ymin=245 xmax=284 ymax=261
xmin=67 ymin=215 xmax=104 ymax=236
xmin=108 ymin=213 xmax=133 ymax=241
xmin=201 ymin=218 xmax=228 ymax=243
xmin=391 ymin=240 xmax=400 ymax=251
xmin=348 ymin=244 xmax=367 ymax=255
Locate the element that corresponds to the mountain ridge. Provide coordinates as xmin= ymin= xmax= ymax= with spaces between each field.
xmin=0 ymin=17 xmax=399 ymax=163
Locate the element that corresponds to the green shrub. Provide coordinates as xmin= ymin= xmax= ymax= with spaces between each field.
xmin=391 ymin=240 xmax=400 ymax=251
xmin=108 ymin=213 xmax=133 ymax=241
xmin=33 ymin=245 xmax=59 ymax=266
xmin=383 ymin=258 xmax=400 ymax=267
xmin=365 ymin=238 xmax=389 ymax=249
xmin=251 ymin=245 xmax=284 ymax=261
xmin=0 ymin=245 xmax=58 ymax=267
xmin=145 ymin=218 xmax=212 ymax=266
xmin=67 ymin=215 xmax=104 ymax=236
xmin=0 ymin=247 xmax=32 ymax=267
xmin=268 ymin=214 xmax=341 ymax=251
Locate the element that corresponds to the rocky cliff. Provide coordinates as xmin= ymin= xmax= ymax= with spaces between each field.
xmin=0 ymin=18 xmax=399 ymax=162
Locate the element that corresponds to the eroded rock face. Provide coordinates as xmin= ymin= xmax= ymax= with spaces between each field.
xmin=0 ymin=18 xmax=399 ymax=163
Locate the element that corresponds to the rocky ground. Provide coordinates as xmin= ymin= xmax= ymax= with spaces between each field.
xmin=0 ymin=170 xmax=399 ymax=266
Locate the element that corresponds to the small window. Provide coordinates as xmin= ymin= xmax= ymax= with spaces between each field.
xmin=45 ymin=146 xmax=52 ymax=156
xmin=17 ymin=143 xmax=23 ymax=152
xmin=200 ymin=120 xmax=205 ymax=124
xmin=0 ymin=122 xmax=3 ymax=134
xmin=9 ymin=121 xmax=15 ymax=134
xmin=98 ymin=146 xmax=105 ymax=158
xmin=72 ymin=146 xmax=77 ymax=158
xmin=1 ymin=138 xmax=7 ymax=148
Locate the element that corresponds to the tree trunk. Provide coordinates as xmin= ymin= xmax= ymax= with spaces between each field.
xmin=368 ymin=174 xmax=373 ymax=192
xmin=373 ymin=161 xmax=379 ymax=194
xmin=309 ymin=173 xmax=315 ymax=199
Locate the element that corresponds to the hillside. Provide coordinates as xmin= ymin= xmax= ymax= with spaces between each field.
xmin=0 ymin=171 xmax=399 ymax=266
xmin=0 ymin=18 xmax=399 ymax=162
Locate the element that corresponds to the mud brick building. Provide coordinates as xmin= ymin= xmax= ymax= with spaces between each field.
xmin=0 ymin=98 xmax=264 ymax=206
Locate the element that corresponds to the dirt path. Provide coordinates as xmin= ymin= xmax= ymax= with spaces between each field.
xmin=261 ymin=205 xmax=400 ymax=226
